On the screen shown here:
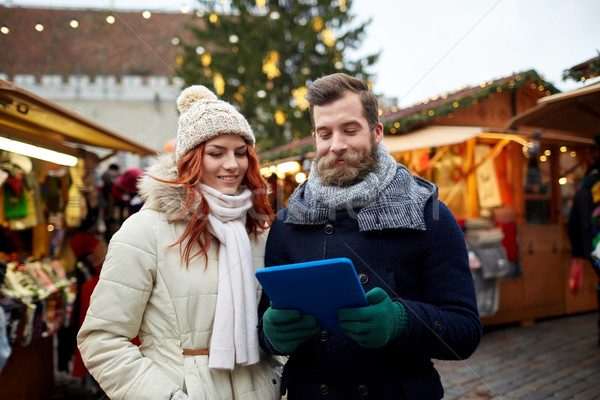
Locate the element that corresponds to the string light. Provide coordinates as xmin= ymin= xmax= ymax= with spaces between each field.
xmin=322 ymin=28 xmax=335 ymax=47
xmin=274 ymin=110 xmax=287 ymax=126
xmin=201 ymin=53 xmax=212 ymax=67
xmin=35 ymin=23 xmax=44 ymax=32
xmin=213 ymin=73 xmax=225 ymax=95
xmin=312 ymin=17 xmax=324 ymax=32
xmin=69 ymin=20 xmax=79 ymax=28
xmin=106 ymin=15 xmax=115 ymax=24
xmin=142 ymin=10 xmax=152 ymax=19
xmin=291 ymin=86 xmax=309 ymax=110
xmin=1 ymin=26 xmax=8 ymax=34
xmin=262 ymin=50 xmax=281 ymax=79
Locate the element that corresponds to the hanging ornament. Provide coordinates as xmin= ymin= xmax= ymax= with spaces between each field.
xmin=450 ymin=165 xmax=463 ymax=182
xmin=450 ymin=143 xmax=465 ymax=155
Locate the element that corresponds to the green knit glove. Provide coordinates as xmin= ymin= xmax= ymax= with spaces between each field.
xmin=263 ymin=304 xmax=322 ymax=354
xmin=337 ymin=287 xmax=408 ymax=348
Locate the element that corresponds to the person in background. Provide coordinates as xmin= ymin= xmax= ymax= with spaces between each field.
xmin=77 ymin=85 xmax=282 ymax=400
xmin=567 ymin=135 xmax=600 ymax=347
xmin=103 ymin=166 xmax=143 ymax=241
xmin=258 ymin=73 xmax=482 ymax=399
xmin=69 ymin=231 xmax=107 ymax=394
xmin=99 ymin=163 xmax=120 ymax=209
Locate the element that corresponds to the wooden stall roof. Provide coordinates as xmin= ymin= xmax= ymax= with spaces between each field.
xmin=382 ymin=126 xmax=484 ymax=152
xmin=0 ymin=79 xmax=156 ymax=156
xmin=505 ymin=81 xmax=600 ymax=139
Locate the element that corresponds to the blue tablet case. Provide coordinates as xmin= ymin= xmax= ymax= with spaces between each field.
xmin=255 ymin=258 xmax=368 ymax=330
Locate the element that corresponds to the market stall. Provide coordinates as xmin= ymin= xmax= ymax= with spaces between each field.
xmin=0 ymin=79 xmax=156 ymax=399
xmin=260 ymin=71 xmax=600 ymax=327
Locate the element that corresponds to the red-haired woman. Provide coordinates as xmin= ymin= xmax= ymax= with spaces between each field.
xmin=77 ymin=86 xmax=282 ymax=400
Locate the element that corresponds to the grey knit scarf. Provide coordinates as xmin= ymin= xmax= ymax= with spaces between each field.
xmin=285 ymin=144 xmax=437 ymax=231
xmin=307 ymin=143 xmax=398 ymax=210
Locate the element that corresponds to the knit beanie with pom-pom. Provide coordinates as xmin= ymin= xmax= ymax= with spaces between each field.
xmin=175 ymin=85 xmax=255 ymax=161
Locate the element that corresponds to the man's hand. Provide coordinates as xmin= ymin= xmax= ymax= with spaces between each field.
xmin=263 ymin=305 xmax=322 ymax=354
xmin=337 ymin=287 xmax=407 ymax=348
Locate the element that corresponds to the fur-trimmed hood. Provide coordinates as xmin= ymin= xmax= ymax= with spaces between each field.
xmin=137 ymin=153 xmax=197 ymax=223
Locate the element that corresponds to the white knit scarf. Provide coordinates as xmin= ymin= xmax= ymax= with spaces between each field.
xmin=199 ymin=183 xmax=259 ymax=370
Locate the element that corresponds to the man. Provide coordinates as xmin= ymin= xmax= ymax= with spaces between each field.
xmin=258 ymin=73 xmax=482 ymax=399
xmin=567 ymin=136 xmax=600 ymax=346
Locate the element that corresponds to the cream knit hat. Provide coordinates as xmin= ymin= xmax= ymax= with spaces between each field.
xmin=175 ymin=85 xmax=255 ymax=161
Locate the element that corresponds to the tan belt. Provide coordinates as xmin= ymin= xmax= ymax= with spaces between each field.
xmin=182 ymin=348 xmax=210 ymax=356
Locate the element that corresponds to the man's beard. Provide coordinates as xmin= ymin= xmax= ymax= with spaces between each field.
xmin=316 ymin=140 xmax=379 ymax=187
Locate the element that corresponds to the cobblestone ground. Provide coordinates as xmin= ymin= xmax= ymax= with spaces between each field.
xmin=436 ymin=312 xmax=600 ymax=400
xmin=50 ymin=312 xmax=599 ymax=400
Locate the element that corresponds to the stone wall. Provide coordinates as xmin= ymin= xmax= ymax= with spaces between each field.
xmin=1 ymin=73 xmax=183 ymax=170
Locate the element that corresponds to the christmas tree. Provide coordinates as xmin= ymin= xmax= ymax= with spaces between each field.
xmin=176 ymin=0 xmax=378 ymax=150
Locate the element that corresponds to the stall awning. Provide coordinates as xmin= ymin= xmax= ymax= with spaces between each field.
xmin=505 ymin=81 xmax=600 ymax=138
xmin=382 ymin=126 xmax=484 ymax=153
xmin=0 ymin=79 xmax=156 ymax=157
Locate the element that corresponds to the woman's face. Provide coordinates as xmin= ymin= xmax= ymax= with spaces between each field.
xmin=201 ymin=134 xmax=249 ymax=195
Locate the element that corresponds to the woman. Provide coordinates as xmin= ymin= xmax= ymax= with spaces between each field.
xmin=77 ymin=85 xmax=282 ymax=400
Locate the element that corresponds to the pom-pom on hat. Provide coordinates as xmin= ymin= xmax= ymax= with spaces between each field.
xmin=175 ymin=85 xmax=255 ymax=161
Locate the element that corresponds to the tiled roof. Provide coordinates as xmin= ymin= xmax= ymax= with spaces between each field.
xmin=0 ymin=6 xmax=199 ymax=79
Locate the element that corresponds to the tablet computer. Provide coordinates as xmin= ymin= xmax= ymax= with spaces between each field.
xmin=255 ymin=257 xmax=368 ymax=330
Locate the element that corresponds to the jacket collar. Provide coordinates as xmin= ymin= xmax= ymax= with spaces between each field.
xmin=137 ymin=153 xmax=198 ymax=223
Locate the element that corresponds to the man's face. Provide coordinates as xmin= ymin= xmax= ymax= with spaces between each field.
xmin=312 ymin=92 xmax=383 ymax=187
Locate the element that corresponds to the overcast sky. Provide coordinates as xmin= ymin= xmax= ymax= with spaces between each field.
xmin=3 ymin=0 xmax=599 ymax=107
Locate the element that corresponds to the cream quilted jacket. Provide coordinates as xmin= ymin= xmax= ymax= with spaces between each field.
xmin=77 ymin=154 xmax=282 ymax=400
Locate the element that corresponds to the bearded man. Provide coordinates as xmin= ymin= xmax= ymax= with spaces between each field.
xmin=258 ymin=73 xmax=482 ymax=400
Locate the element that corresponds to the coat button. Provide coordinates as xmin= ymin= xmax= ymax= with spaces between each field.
xmin=434 ymin=320 xmax=443 ymax=332
xmin=358 ymin=272 xmax=369 ymax=285
xmin=319 ymin=383 xmax=329 ymax=395
xmin=358 ymin=384 xmax=369 ymax=396
xmin=324 ymin=223 xmax=335 ymax=234
xmin=319 ymin=331 xmax=330 ymax=342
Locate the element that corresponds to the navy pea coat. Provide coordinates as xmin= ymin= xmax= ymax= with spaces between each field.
xmin=258 ymin=197 xmax=482 ymax=400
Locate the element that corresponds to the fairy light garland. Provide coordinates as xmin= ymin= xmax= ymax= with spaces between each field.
xmin=382 ymin=70 xmax=560 ymax=135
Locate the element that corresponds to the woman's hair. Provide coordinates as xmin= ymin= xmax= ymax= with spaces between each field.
xmin=163 ymin=142 xmax=274 ymax=268
xmin=305 ymin=73 xmax=380 ymax=131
